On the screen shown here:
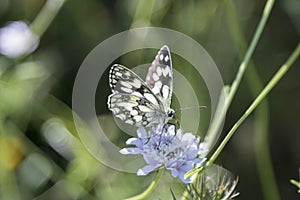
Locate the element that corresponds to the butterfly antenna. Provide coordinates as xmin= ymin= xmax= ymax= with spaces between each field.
xmin=175 ymin=105 xmax=207 ymax=111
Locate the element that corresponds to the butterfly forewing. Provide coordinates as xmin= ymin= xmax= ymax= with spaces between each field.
xmin=146 ymin=45 xmax=173 ymax=109
xmin=109 ymin=64 xmax=144 ymax=94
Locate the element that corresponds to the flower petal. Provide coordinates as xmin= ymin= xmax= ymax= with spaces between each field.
xmin=119 ymin=148 xmax=141 ymax=154
xmin=137 ymin=164 xmax=161 ymax=176
xmin=137 ymin=127 xmax=148 ymax=138
xmin=125 ymin=138 xmax=143 ymax=148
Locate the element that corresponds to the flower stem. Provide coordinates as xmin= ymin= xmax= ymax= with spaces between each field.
xmin=226 ymin=0 xmax=275 ymax=106
xmin=206 ymin=42 xmax=300 ymax=168
xmin=225 ymin=1 xmax=280 ymax=199
xmin=187 ymin=0 xmax=275 ymax=179
xmin=187 ymin=42 xmax=300 ymax=178
xmin=125 ymin=167 xmax=164 ymax=200
xmin=30 ymin=0 xmax=66 ymax=38
xmin=205 ymin=0 xmax=275 ymax=148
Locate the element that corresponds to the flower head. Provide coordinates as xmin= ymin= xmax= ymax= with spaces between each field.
xmin=0 ymin=21 xmax=39 ymax=58
xmin=120 ymin=124 xmax=208 ymax=183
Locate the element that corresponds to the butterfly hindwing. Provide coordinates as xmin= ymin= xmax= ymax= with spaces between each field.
xmin=146 ymin=45 xmax=173 ymax=108
xmin=108 ymin=93 xmax=165 ymax=127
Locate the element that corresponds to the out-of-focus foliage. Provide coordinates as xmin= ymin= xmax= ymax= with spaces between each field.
xmin=0 ymin=0 xmax=299 ymax=199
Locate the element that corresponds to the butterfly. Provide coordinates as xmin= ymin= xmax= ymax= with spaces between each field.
xmin=107 ymin=45 xmax=177 ymax=127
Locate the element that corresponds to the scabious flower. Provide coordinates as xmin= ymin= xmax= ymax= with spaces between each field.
xmin=0 ymin=21 xmax=39 ymax=58
xmin=120 ymin=124 xmax=208 ymax=183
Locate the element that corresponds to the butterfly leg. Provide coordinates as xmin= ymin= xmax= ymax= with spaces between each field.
xmin=144 ymin=136 xmax=151 ymax=144
xmin=157 ymin=123 xmax=171 ymax=146
xmin=166 ymin=116 xmax=181 ymax=132
xmin=174 ymin=116 xmax=180 ymax=131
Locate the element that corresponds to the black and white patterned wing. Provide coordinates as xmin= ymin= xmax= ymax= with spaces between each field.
xmin=107 ymin=64 xmax=166 ymax=126
xmin=145 ymin=45 xmax=173 ymax=109
xmin=107 ymin=93 xmax=165 ymax=127
xmin=109 ymin=64 xmax=146 ymax=95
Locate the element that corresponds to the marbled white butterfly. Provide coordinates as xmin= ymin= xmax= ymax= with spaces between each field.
xmin=107 ymin=45 xmax=176 ymax=127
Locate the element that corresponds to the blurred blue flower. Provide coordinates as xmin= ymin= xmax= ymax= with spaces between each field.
xmin=120 ymin=124 xmax=208 ymax=183
xmin=0 ymin=21 xmax=39 ymax=58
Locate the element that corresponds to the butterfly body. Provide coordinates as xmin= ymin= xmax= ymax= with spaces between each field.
xmin=107 ymin=45 xmax=176 ymax=127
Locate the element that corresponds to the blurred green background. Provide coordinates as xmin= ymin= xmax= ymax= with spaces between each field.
xmin=0 ymin=0 xmax=299 ymax=199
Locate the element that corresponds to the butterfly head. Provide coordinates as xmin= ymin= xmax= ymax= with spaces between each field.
xmin=166 ymin=108 xmax=180 ymax=127
xmin=167 ymin=108 xmax=176 ymax=119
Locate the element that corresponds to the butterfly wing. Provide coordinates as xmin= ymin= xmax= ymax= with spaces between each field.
xmin=108 ymin=64 xmax=166 ymax=126
xmin=145 ymin=45 xmax=173 ymax=109
xmin=108 ymin=93 xmax=165 ymax=127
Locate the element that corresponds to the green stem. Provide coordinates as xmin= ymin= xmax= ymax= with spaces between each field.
xmin=206 ymin=42 xmax=300 ymax=169
xmin=226 ymin=0 xmax=275 ymax=106
xmin=131 ymin=0 xmax=155 ymax=27
xmin=226 ymin=1 xmax=280 ymax=200
xmin=30 ymin=0 xmax=66 ymax=38
xmin=186 ymin=42 xmax=300 ymax=178
xmin=205 ymin=0 xmax=275 ymax=147
xmin=125 ymin=168 xmax=164 ymax=200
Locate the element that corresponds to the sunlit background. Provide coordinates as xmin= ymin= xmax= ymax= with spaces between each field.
xmin=0 ymin=0 xmax=299 ymax=199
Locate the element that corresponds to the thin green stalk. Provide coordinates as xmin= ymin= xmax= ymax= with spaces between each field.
xmin=125 ymin=168 xmax=164 ymax=200
xmin=205 ymin=0 xmax=275 ymax=147
xmin=131 ymin=0 xmax=155 ymax=27
xmin=187 ymin=0 xmax=275 ymax=179
xmin=186 ymin=42 xmax=300 ymax=178
xmin=225 ymin=0 xmax=275 ymax=106
xmin=226 ymin=1 xmax=280 ymax=200
xmin=30 ymin=0 xmax=66 ymax=38
xmin=205 ymin=42 xmax=300 ymax=169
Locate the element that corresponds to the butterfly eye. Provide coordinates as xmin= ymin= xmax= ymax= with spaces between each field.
xmin=167 ymin=109 xmax=175 ymax=118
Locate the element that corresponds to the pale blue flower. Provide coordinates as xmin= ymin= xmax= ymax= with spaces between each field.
xmin=120 ymin=124 xmax=208 ymax=183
